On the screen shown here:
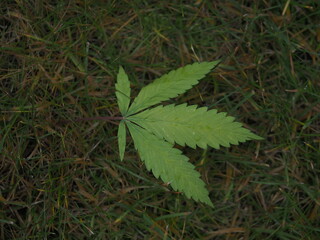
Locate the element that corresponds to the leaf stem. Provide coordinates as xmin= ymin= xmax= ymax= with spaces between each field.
xmin=74 ymin=116 xmax=124 ymax=122
xmin=61 ymin=116 xmax=124 ymax=125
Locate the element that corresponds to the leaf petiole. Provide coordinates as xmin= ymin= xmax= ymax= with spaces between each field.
xmin=73 ymin=116 xmax=124 ymax=124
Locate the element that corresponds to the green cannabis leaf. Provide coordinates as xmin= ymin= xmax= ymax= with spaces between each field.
xmin=126 ymin=121 xmax=212 ymax=206
xmin=117 ymin=120 xmax=126 ymax=161
xmin=115 ymin=61 xmax=262 ymax=206
xmin=127 ymin=61 xmax=220 ymax=115
xmin=128 ymin=104 xmax=262 ymax=150
xmin=115 ymin=66 xmax=131 ymax=115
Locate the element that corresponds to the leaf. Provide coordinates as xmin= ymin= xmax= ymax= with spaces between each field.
xmin=126 ymin=121 xmax=213 ymax=206
xmin=118 ymin=120 xmax=126 ymax=161
xmin=128 ymin=104 xmax=263 ymax=150
xmin=127 ymin=61 xmax=220 ymax=115
xmin=115 ymin=66 xmax=131 ymax=115
xmin=113 ymin=61 xmax=263 ymax=206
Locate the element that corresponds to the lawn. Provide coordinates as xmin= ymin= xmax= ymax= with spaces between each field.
xmin=1 ymin=0 xmax=319 ymax=239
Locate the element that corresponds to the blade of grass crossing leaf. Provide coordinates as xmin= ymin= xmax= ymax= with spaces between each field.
xmin=127 ymin=61 xmax=220 ymax=115
xmin=126 ymin=121 xmax=213 ymax=206
xmin=118 ymin=120 xmax=126 ymax=161
xmin=128 ymin=104 xmax=263 ymax=150
xmin=116 ymin=66 xmax=131 ymax=115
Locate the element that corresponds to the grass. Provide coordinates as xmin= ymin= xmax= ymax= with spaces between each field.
xmin=1 ymin=0 xmax=319 ymax=239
